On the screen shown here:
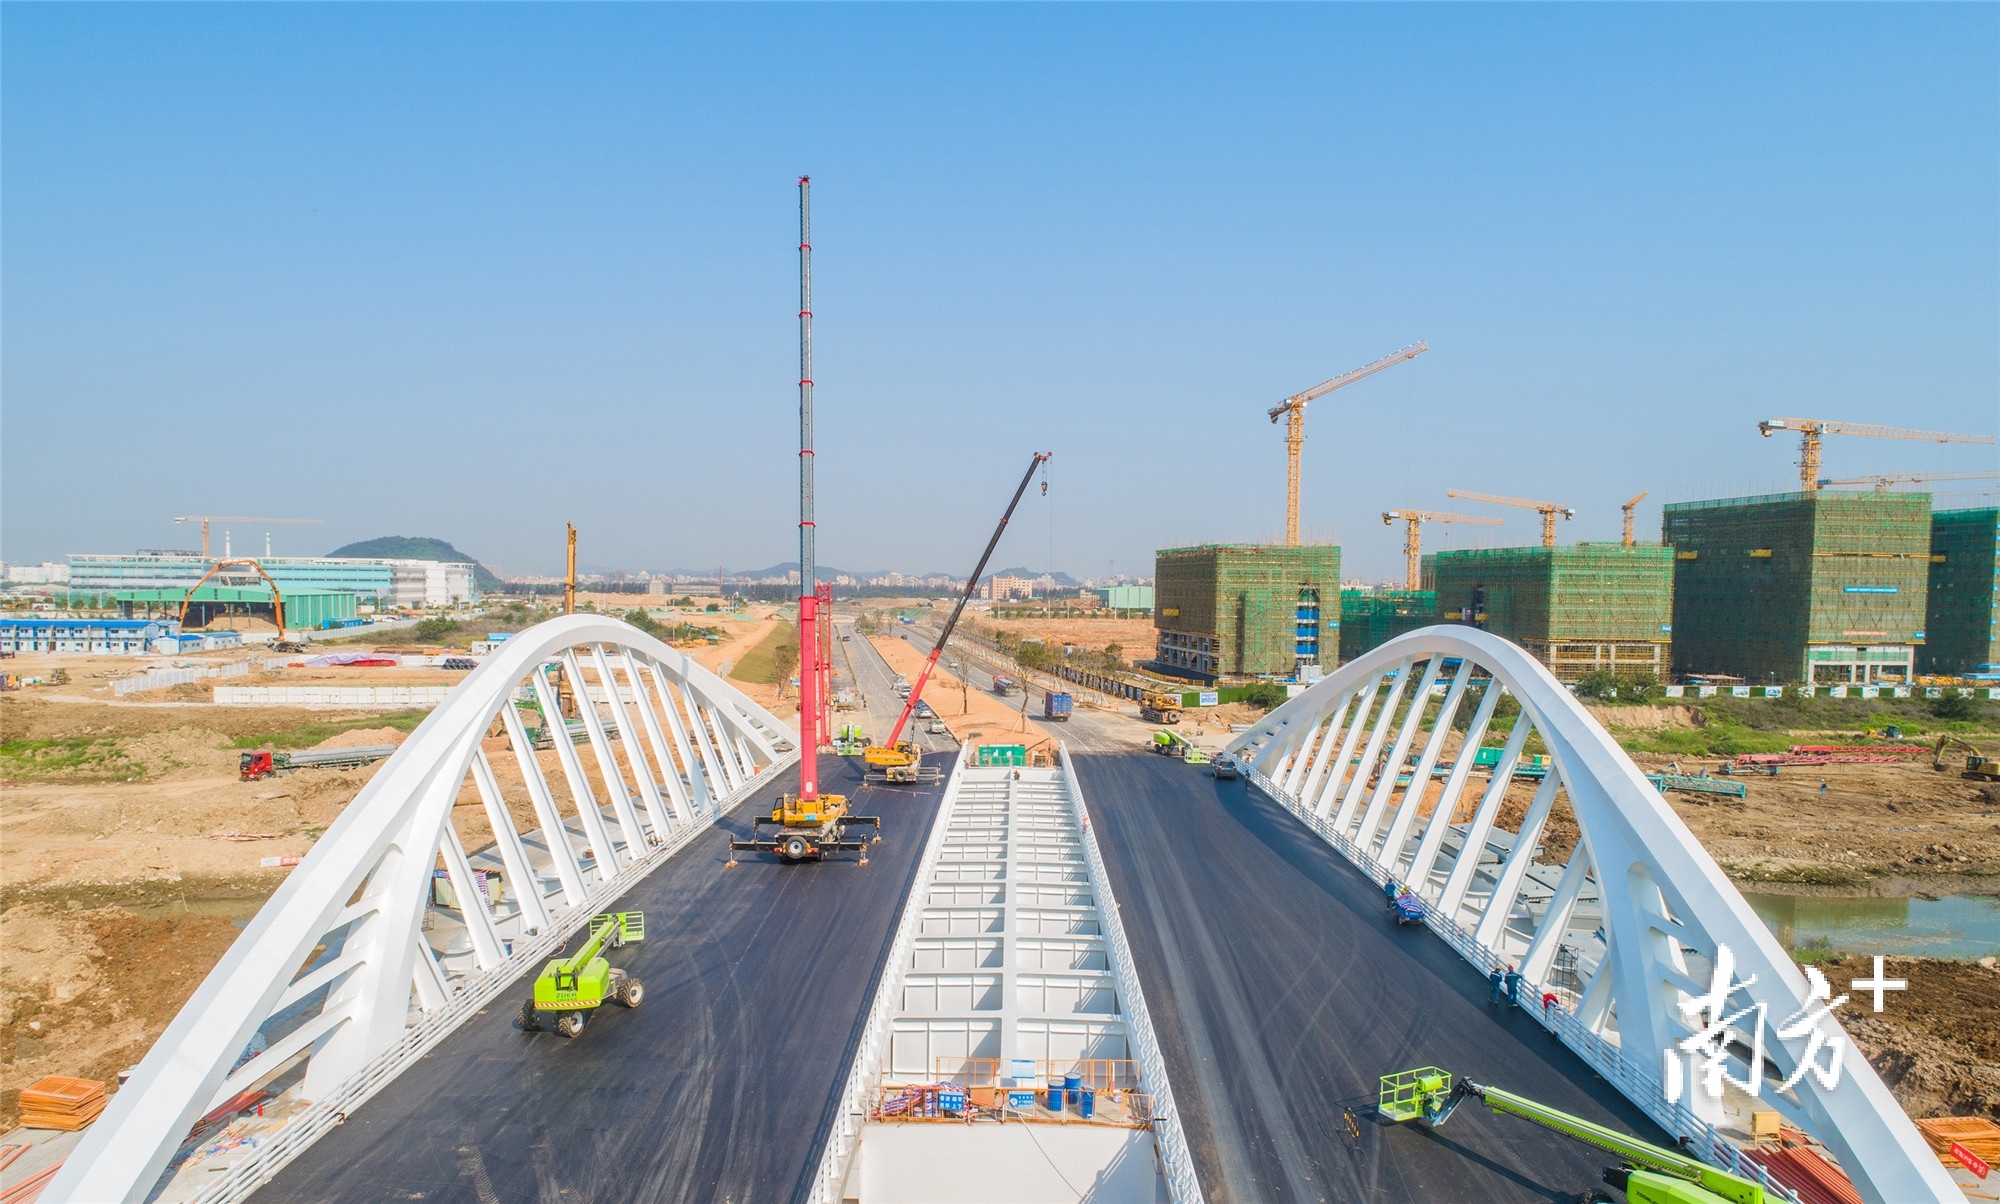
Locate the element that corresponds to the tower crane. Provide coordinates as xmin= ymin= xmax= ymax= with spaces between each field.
xmin=1816 ymin=468 xmax=1999 ymax=494
xmin=173 ymin=516 xmax=324 ymax=560
xmin=1446 ymin=489 xmax=1574 ymax=548
xmin=1269 ymin=340 xmax=1428 ymax=545
xmin=1381 ymin=510 xmax=1502 ymax=591
xmin=1620 ymin=491 xmax=1649 ymax=547
xmin=1757 ymin=417 xmax=1993 ymax=493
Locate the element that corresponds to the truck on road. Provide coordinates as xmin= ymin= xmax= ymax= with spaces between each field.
xmin=240 ymin=745 xmax=398 ymax=780
xmin=991 ymin=675 xmax=1020 ymax=696
xmin=1043 ymin=691 xmax=1073 ymax=721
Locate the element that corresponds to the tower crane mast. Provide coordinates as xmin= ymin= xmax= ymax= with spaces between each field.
xmin=1446 ymin=489 xmax=1575 ymax=548
xmin=1621 ymin=491 xmax=1649 ymax=547
xmin=1758 ymin=417 xmax=1993 ymax=493
xmin=1269 ymin=340 xmax=1428 ymax=545
xmin=1381 ymin=510 xmax=1502 ymax=591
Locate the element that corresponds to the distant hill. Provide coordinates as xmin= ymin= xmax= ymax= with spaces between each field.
xmin=327 ymin=536 xmax=504 ymax=592
xmin=990 ymin=567 xmax=1080 ymax=587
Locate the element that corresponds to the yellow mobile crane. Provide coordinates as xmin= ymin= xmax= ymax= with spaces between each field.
xmin=865 ymin=452 xmax=1052 ymax=783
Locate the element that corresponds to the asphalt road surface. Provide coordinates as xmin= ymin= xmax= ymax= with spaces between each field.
xmin=1075 ymin=750 xmax=1672 ymax=1204
xmin=261 ymin=757 xmax=941 ymax=1204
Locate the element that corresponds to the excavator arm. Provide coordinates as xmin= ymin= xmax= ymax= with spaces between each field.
xmin=878 ymin=452 xmax=1051 ymax=752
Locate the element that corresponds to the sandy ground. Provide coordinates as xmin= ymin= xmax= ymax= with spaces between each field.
xmin=1819 ymin=955 xmax=2000 ymax=1121
xmin=865 ymin=635 xmax=1046 ymax=751
xmin=966 ymin=614 xmax=1158 ymax=663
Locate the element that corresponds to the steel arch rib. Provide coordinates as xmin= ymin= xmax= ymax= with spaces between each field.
xmin=49 ymin=615 xmax=798 ymax=1204
xmin=1224 ymin=626 xmax=1955 ymax=1204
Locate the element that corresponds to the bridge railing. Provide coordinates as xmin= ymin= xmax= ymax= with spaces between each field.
xmin=179 ymin=747 xmax=793 ymax=1204
xmin=1242 ymin=762 xmax=1802 ymax=1204
xmin=1064 ymin=744 xmax=1207 ymax=1204
xmin=807 ymin=744 xmax=973 ymax=1204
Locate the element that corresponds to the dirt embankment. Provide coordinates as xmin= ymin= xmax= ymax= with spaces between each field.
xmin=1815 ymin=955 xmax=2000 ymax=1121
xmin=1627 ymin=754 xmax=2000 ymax=890
xmin=0 ymin=904 xmax=242 ymax=1129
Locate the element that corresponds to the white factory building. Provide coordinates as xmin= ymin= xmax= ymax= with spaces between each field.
xmin=67 ymin=554 xmax=478 ymax=608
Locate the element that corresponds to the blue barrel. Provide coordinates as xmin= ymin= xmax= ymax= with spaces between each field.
xmin=1064 ymin=1074 xmax=1082 ymax=1106
xmin=1045 ymin=1084 xmax=1063 ymax=1112
xmin=1078 ymin=1088 xmax=1095 ymax=1119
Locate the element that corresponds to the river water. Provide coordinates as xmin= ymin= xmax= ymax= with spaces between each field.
xmin=1740 ymin=890 xmax=2000 ymax=960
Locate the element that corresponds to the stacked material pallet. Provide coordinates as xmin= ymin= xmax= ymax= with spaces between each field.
xmin=18 ymin=1076 xmax=106 ymax=1131
xmin=1916 ymin=1116 xmax=2000 ymax=1172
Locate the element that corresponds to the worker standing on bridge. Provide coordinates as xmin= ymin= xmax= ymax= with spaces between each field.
xmin=1383 ymin=878 xmax=1399 ymax=909
xmin=1487 ymin=966 xmax=1505 ymax=1006
xmin=1504 ymin=966 xmax=1522 ymax=1009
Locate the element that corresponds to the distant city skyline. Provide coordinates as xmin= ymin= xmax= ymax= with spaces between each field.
xmin=4 ymin=5 xmax=1994 ymax=579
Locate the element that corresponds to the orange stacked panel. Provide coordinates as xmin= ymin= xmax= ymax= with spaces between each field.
xmin=16 ymin=1076 xmax=107 ymax=1131
xmin=1744 ymin=1145 xmax=1864 ymax=1204
xmin=1916 ymin=1116 xmax=2000 ymax=1168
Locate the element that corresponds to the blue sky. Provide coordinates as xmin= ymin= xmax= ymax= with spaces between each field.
xmin=5 ymin=4 xmax=1995 ymax=582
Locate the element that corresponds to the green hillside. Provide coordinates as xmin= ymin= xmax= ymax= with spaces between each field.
xmin=327 ymin=536 xmax=503 ymax=591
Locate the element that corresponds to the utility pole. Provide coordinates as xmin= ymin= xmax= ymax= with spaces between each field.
xmin=564 ymin=524 xmax=577 ymax=615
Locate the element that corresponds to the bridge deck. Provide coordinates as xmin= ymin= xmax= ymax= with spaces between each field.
xmin=1074 ymin=750 xmax=1673 ymax=1204
xmin=261 ymin=758 xmax=941 ymax=1204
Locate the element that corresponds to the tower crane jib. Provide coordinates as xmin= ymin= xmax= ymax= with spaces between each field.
xmin=1269 ymin=340 xmax=1428 ymax=546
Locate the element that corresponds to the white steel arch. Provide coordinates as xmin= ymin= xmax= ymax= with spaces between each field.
xmin=51 ymin=615 xmax=797 ymax=1204
xmin=1226 ymin=626 xmax=1955 ymax=1204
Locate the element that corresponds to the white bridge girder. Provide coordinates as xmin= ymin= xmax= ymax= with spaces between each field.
xmin=49 ymin=616 xmax=797 ymax=1203
xmin=1226 ymin=626 xmax=1956 ymax=1204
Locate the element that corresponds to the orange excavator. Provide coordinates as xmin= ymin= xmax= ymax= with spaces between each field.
xmin=865 ymin=452 xmax=1051 ymax=783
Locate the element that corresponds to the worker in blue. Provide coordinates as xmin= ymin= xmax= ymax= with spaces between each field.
xmin=1487 ymin=966 xmax=1506 ymax=1005
xmin=1504 ymin=966 xmax=1523 ymax=1008
xmin=1383 ymin=878 xmax=1399 ymax=910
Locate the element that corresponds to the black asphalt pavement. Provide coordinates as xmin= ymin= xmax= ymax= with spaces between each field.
xmin=261 ymin=756 xmax=940 ymax=1204
xmin=1075 ymin=750 xmax=1670 ymax=1204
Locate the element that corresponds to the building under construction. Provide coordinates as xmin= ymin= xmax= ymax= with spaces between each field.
xmin=1664 ymin=491 xmax=1930 ymax=685
xmin=1920 ymin=507 xmax=1999 ymax=677
xmin=1339 ymin=589 xmax=1437 ymax=662
xmin=1154 ymin=543 xmax=1340 ymax=681
xmin=1431 ymin=544 xmax=1674 ymax=680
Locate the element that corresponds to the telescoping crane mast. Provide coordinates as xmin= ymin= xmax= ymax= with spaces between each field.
xmin=864 ymin=452 xmax=1052 ymax=780
xmin=1381 ymin=510 xmax=1502 ymax=591
xmin=1447 ymin=488 xmax=1574 ymax=548
xmin=726 ymin=176 xmax=881 ymax=865
xmin=1758 ymin=417 xmax=1993 ymax=493
xmin=1269 ymin=341 xmax=1428 ymax=546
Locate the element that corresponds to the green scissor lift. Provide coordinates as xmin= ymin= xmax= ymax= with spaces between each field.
xmin=1378 ymin=1066 xmax=1765 ymax=1204
xmin=520 ymin=911 xmax=646 ymax=1039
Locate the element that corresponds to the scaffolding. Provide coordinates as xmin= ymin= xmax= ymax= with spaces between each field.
xmin=1430 ymin=544 xmax=1673 ymax=680
xmin=1663 ymin=491 xmax=1930 ymax=684
xmin=1154 ymin=543 xmax=1341 ymax=679
xmin=1921 ymin=507 xmax=2000 ymax=676
xmin=1339 ymin=590 xmax=1436 ymax=662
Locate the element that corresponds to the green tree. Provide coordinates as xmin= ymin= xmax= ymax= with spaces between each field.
xmin=771 ymin=644 xmax=800 ymax=694
xmin=411 ymin=617 xmax=459 ymax=643
xmin=1241 ymin=682 xmax=1290 ymax=710
xmin=624 ymin=609 xmax=667 ymax=640
xmin=1014 ymin=641 xmax=1056 ymax=672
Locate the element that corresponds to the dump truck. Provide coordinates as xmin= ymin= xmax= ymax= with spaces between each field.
xmin=519 ymin=911 xmax=646 ymax=1039
xmin=864 ymin=452 xmax=1051 ymax=781
xmin=1378 ymin=1066 xmax=1765 ymax=1203
xmin=239 ymin=745 xmax=398 ymax=780
xmin=1933 ymin=735 xmax=2000 ymax=781
xmin=1139 ymin=690 xmax=1185 ymax=725
xmin=991 ymin=675 xmax=1020 ymax=696
xmin=1043 ymin=691 xmax=1073 ymax=721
